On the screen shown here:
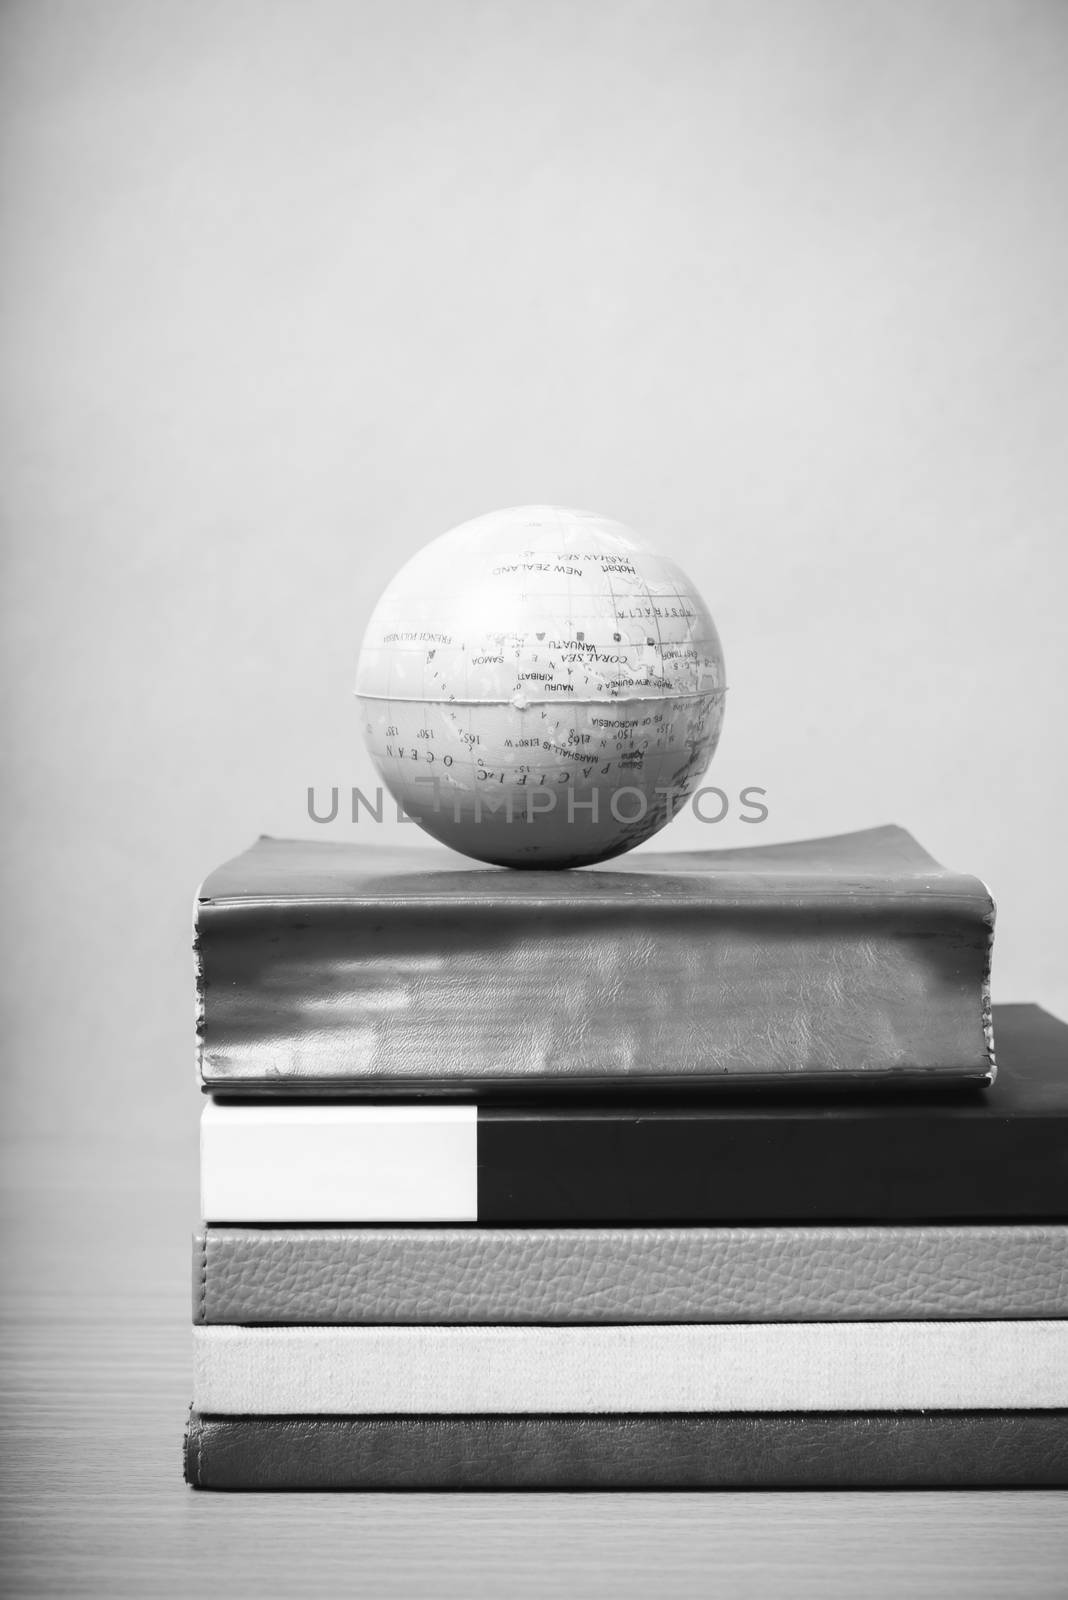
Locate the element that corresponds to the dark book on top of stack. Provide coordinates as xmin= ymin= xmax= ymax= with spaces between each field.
xmin=195 ymin=824 xmax=995 ymax=1094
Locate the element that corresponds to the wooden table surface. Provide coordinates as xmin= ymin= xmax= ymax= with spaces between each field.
xmin=3 ymin=1133 xmax=1066 ymax=1599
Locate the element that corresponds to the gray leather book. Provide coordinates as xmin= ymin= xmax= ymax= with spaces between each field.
xmin=193 ymin=1224 xmax=1068 ymax=1324
xmin=195 ymin=825 xmax=995 ymax=1093
xmin=184 ymin=1411 xmax=1068 ymax=1489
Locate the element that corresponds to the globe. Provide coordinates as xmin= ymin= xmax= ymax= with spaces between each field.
xmin=355 ymin=505 xmax=727 ymax=868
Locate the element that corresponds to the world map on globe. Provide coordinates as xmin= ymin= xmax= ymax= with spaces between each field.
xmin=355 ymin=506 xmax=726 ymax=867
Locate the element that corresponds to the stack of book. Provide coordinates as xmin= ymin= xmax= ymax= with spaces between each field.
xmin=185 ymin=826 xmax=1068 ymax=1489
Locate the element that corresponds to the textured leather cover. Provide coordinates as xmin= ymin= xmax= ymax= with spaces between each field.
xmin=477 ymin=1004 xmax=1068 ymax=1222
xmin=193 ymin=1223 xmax=1068 ymax=1324
xmin=191 ymin=1322 xmax=1068 ymax=1413
xmin=184 ymin=1411 xmax=1068 ymax=1489
xmin=195 ymin=826 xmax=995 ymax=1093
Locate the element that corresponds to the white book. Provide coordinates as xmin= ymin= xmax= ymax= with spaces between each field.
xmin=200 ymin=1101 xmax=476 ymax=1223
xmin=192 ymin=1322 xmax=1068 ymax=1414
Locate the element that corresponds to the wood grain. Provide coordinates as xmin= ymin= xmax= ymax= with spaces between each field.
xmin=2 ymin=1136 xmax=1066 ymax=1599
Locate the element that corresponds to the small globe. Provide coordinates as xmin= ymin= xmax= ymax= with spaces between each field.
xmin=355 ymin=505 xmax=726 ymax=868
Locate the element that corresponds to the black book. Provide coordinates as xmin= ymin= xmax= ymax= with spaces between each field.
xmin=185 ymin=1412 xmax=1068 ymax=1491
xmin=195 ymin=827 xmax=995 ymax=1095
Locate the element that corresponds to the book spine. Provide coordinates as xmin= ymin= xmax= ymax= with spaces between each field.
xmin=198 ymin=1097 xmax=1068 ymax=1224
xmin=197 ymin=889 xmax=994 ymax=1091
xmin=194 ymin=1225 xmax=1068 ymax=1324
xmin=191 ymin=1322 xmax=1068 ymax=1414
xmin=184 ymin=1411 xmax=1068 ymax=1490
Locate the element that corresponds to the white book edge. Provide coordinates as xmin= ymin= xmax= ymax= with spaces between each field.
xmin=200 ymin=1101 xmax=477 ymax=1223
xmin=192 ymin=1322 xmax=1068 ymax=1414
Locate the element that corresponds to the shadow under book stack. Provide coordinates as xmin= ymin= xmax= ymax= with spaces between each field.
xmin=185 ymin=826 xmax=1068 ymax=1490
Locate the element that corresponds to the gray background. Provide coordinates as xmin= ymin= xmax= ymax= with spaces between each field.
xmin=3 ymin=4 xmax=1068 ymax=1591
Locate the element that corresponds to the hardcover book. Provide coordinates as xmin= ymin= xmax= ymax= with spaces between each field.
xmin=191 ymin=1321 xmax=1068 ymax=1413
xmin=200 ymin=1004 xmax=1065 ymax=1224
xmin=193 ymin=1223 xmax=1068 ymax=1324
xmin=184 ymin=1411 xmax=1068 ymax=1490
xmin=195 ymin=825 xmax=995 ymax=1094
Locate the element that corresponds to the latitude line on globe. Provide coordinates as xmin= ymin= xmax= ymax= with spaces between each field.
xmin=357 ymin=691 xmax=727 ymax=705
